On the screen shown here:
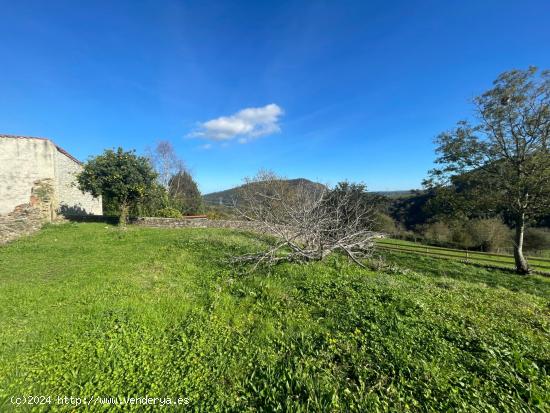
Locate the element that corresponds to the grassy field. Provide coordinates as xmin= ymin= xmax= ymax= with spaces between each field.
xmin=0 ymin=223 xmax=549 ymax=412
xmin=377 ymin=238 xmax=550 ymax=273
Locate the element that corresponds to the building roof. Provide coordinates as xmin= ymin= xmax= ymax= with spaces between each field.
xmin=0 ymin=134 xmax=82 ymax=165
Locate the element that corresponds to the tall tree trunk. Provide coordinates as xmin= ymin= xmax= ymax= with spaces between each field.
xmin=513 ymin=215 xmax=529 ymax=274
xmin=119 ymin=201 xmax=129 ymax=227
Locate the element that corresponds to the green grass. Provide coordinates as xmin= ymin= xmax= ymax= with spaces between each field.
xmin=377 ymin=238 xmax=550 ymax=272
xmin=0 ymin=223 xmax=549 ymax=412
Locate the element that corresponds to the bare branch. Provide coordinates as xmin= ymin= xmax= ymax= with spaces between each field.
xmin=232 ymin=172 xmax=380 ymax=269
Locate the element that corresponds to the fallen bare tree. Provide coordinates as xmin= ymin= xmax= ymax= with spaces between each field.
xmin=233 ymin=171 xmax=380 ymax=269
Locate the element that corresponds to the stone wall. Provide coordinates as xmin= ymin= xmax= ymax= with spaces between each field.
xmin=0 ymin=178 xmax=55 ymax=244
xmin=131 ymin=217 xmax=270 ymax=233
xmin=0 ymin=137 xmax=57 ymax=215
xmin=0 ymin=135 xmax=102 ymax=218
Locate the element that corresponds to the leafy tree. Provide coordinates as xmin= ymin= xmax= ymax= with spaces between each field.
xmin=169 ymin=171 xmax=203 ymax=215
xmin=426 ymin=67 xmax=550 ymax=273
xmin=424 ymin=170 xmax=502 ymax=222
xmin=77 ymin=148 xmax=157 ymax=225
xmin=133 ymin=183 xmax=170 ymax=217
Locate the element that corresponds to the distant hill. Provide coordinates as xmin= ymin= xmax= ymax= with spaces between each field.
xmin=204 ymin=180 xmax=417 ymax=206
xmin=372 ymin=190 xmax=417 ymax=199
xmin=203 ymin=178 xmax=326 ymax=206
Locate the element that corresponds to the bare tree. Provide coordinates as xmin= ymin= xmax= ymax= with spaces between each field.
xmin=146 ymin=140 xmax=186 ymax=190
xmin=233 ymin=171 xmax=379 ymax=269
xmin=146 ymin=140 xmax=203 ymax=214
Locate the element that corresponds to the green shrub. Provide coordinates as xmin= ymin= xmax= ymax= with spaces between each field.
xmin=422 ymin=218 xmax=512 ymax=252
xmin=155 ymin=207 xmax=183 ymax=218
xmin=205 ymin=207 xmax=233 ymax=220
xmin=373 ymin=212 xmax=398 ymax=234
xmin=466 ymin=218 xmax=511 ymax=252
xmin=423 ymin=221 xmax=452 ymax=243
xmin=447 ymin=220 xmax=475 ymax=248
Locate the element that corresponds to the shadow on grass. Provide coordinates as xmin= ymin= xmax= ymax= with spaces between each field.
xmin=62 ymin=214 xmax=120 ymax=225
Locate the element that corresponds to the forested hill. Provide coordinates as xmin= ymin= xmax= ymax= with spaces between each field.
xmin=203 ymin=179 xmax=414 ymax=206
xmin=203 ymin=178 xmax=326 ymax=206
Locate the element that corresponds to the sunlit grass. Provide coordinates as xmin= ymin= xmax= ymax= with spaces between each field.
xmin=377 ymin=237 xmax=550 ymax=271
xmin=0 ymin=223 xmax=548 ymax=412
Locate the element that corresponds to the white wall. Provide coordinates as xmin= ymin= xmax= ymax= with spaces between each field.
xmin=0 ymin=137 xmax=57 ymax=215
xmin=55 ymin=150 xmax=102 ymax=215
xmin=0 ymin=136 xmax=102 ymax=216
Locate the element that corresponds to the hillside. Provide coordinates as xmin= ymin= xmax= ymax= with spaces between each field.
xmin=203 ymin=179 xmax=414 ymax=206
xmin=203 ymin=178 xmax=326 ymax=206
xmin=372 ymin=190 xmax=416 ymax=199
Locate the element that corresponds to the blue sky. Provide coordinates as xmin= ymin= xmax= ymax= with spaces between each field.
xmin=1 ymin=0 xmax=549 ymax=194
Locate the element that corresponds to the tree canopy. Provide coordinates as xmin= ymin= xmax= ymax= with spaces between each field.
xmin=169 ymin=171 xmax=202 ymax=215
xmin=77 ymin=147 xmax=157 ymax=224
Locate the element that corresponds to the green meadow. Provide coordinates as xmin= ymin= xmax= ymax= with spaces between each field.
xmin=376 ymin=238 xmax=550 ymax=273
xmin=0 ymin=223 xmax=548 ymax=412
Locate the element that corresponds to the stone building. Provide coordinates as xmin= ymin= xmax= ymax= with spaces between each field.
xmin=0 ymin=134 xmax=102 ymax=243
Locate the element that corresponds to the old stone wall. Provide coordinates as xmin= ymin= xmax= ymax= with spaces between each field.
xmin=0 ymin=135 xmax=103 ymax=244
xmin=131 ymin=217 xmax=271 ymax=233
xmin=0 ymin=178 xmax=55 ymax=244
xmin=0 ymin=138 xmax=57 ymax=215
xmin=0 ymin=135 xmax=102 ymax=218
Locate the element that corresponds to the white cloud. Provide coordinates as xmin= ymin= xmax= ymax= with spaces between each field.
xmin=190 ymin=103 xmax=283 ymax=143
